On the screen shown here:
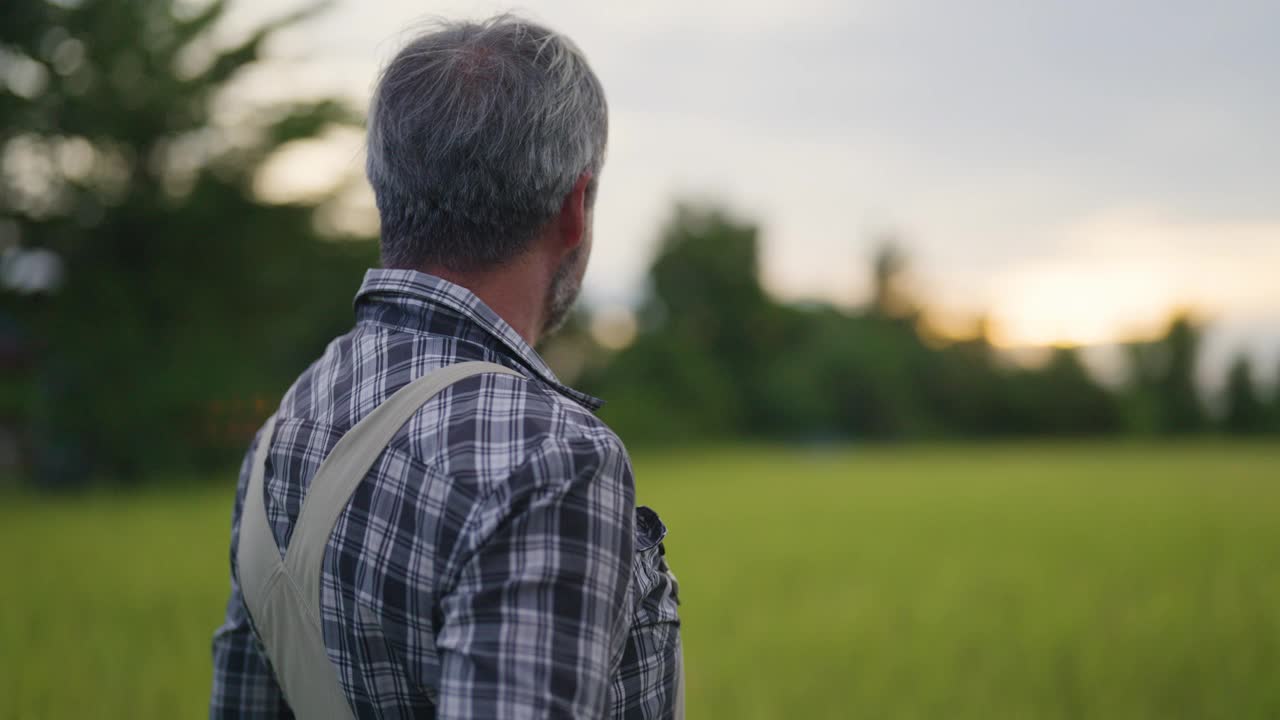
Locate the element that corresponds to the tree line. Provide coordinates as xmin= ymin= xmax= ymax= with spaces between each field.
xmin=570 ymin=207 xmax=1280 ymax=445
xmin=2 ymin=0 xmax=1274 ymax=487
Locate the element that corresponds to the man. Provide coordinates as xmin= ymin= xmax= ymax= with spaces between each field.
xmin=210 ymin=15 xmax=682 ymax=719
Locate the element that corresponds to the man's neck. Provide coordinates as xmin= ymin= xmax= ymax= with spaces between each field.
xmin=420 ymin=259 xmax=549 ymax=347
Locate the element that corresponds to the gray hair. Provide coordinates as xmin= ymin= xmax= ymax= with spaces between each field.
xmin=366 ymin=15 xmax=608 ymax=271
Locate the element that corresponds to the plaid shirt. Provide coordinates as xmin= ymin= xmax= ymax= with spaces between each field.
xmin=211 ymin=269 xmax=681 ymax=719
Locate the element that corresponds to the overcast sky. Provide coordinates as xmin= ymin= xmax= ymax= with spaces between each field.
xmin=225 ymin=0 xmax=1280 ymax=386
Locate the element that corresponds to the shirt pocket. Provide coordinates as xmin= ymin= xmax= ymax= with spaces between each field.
xmin=632 ymin=506 xmax=680 ymax=628
xmin=612 ymin=506 xmax=683 ymax=718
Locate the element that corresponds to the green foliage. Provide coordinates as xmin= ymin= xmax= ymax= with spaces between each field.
xmin=1272 ymin=359 xmax=1280 ymax=432
xmin=1003 ymin=347 xmax=1122 ymax=436
xmin=1224 ymin=354 xmax=1268 ymax=434
xmin=591 ymin=207 xmax=769 ymax=442
xmin=4 ymin=443 xmax=1279 ymax=718
xmin=592 ymin=207 xmax=1132 ymax=444
xmin=1123 ymin=314 xmax=1208 ymax=435
xmin=1 ymin=0 xmax=377 ymax=484
xmin=586 ymin=205 xmax=1277 ymax=445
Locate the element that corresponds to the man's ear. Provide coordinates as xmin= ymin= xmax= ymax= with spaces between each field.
xmin=556 ymin=172 xmax=592 ymax=252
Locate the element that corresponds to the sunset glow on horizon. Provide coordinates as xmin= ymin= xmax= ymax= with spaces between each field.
xmin=230 ymin=0 xmax=1278 ymax=372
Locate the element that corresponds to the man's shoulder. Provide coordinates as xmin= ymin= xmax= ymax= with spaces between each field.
xmin=392 ymin=368 xmax=629 ymax=485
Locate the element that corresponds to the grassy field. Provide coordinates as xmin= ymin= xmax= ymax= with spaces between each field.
xmin=2 ymin=442 xmax=1278 ymax=719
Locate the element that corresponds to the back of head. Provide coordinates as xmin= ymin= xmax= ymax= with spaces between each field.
xmin=366 ymin=15 xmax=608 ymax=272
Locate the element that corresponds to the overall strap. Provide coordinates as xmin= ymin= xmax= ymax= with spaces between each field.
xmin=286 ymin=361 xmax=521 ymax=624
xmin=237 ymin=361 xmax=521 ymax=718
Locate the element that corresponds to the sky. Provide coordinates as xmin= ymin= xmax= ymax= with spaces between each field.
xmin=223 ymin=0 xmax=1280 ymax=389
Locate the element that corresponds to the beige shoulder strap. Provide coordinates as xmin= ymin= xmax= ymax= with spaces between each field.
xmin=237 ymin=361 xmax=521 ymax=718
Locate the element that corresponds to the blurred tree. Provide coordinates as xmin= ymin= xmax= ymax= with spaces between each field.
xmin=593 ymin=207 xmax=766 ymax=442
xmin=870 ymin=238 xmax=914 ymax=320
xmin=1223 ymin=354 xmax=1268 ymax=434
xmin=1 ymin=0 xmax=377 ymax=484
xmin=1123 ymin=313 xmax=1207 ymax=435
xmin=1272 ymin=359 xmax=1280 ymax=433
xmin=1157 ymin=314 xmax=1207 ymax=433
xmin=1005 ymin=346 xmax=1121 ymax=435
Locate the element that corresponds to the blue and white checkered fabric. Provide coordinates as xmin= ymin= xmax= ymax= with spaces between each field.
xmin=211 ymin=269 xmax=681 ymax=718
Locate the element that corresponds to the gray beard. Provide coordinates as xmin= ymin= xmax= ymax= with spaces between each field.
xmin=542 ymin=245 xmax=583 ymax=338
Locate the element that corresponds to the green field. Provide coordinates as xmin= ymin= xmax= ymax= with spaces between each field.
xmin=3 ymin=443 xmax=1278 ymax=719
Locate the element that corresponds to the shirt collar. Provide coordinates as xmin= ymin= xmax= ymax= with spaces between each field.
xmin=353 ymin=268 xmax=603 ymax=411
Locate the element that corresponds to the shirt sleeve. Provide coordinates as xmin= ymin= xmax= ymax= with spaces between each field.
xmin=435 ymin=433 xmax=636 ymax=719
xmin=209 ymin=428 xmax=294 ymax=719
